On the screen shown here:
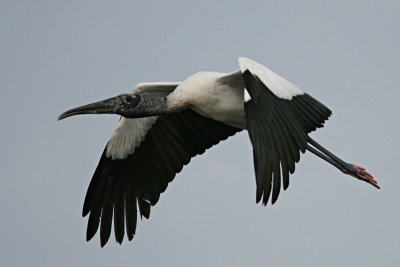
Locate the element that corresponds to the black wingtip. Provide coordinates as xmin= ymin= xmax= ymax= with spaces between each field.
xmin=283 ymin=183 xmax=289 ymax=191
xmin=138 ymin=199 xmax=151 ymax=219
xmin=86 ymin=210 xmax=101 ymax=242
xmin=82 ymin=206 xmax=90 ymax=217
xmin=100 ymin=230 xmax=111 ymax=247
xmin=271 ymin=195 xmax=279 ymax=205
xmin=256 ymin=191 xmax=262 ymax=204
xmin=86 ymin=229 xmax=96 ymax=242
xmin=127 ymin=232 xmax=135 ymax=241
xmin=262 ymin=196 xmax=269 ymax=206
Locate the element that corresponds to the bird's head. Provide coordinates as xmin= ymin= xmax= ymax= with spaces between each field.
xmin=58 ymin=93 xmax=143 ymax=120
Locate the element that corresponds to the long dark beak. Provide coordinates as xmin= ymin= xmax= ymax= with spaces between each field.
xmin=306 ymin=136 xmax=380 ymax=189
xmin=58 ymin=95 xmax=123 ymax=121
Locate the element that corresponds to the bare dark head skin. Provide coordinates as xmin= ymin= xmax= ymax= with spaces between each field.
xmin=58 ymin=93 xmax=167 ymax=121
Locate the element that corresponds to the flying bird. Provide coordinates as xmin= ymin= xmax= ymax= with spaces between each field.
xmin=59 ymin=57 xmax=379 ymax=247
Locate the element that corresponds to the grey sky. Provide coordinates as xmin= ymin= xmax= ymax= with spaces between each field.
xmin=1 ymin=0 xmax=399 ymax=266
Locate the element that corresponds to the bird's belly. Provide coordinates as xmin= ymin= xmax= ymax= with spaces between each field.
xmin=192 ymin=98 xmax=246 ymax=129
xmin=170 ymin=71 xmax=247 ymax=129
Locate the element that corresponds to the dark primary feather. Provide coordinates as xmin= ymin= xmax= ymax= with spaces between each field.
xmin=82 ymin=109 xmax=240 ymax=246
xmin=242 ymin=70 xmax=332 ymax=206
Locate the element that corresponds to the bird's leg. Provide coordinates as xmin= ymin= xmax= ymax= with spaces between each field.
xmin=306 ymin=136 xmax=379 ymax=189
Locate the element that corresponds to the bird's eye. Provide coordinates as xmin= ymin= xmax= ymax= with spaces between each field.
xmin=125 ymin=95 xmax=133 ymax=102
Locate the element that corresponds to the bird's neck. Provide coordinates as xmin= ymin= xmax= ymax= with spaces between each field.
xmin=126 ymin=96 xmax=168 ymax=118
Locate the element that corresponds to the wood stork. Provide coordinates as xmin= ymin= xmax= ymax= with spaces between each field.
xmin=59 ymin=57 xmax=379 ymax=247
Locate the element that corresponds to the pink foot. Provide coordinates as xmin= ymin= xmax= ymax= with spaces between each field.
xmin=343 ymin=164 xmax=380 ymax=189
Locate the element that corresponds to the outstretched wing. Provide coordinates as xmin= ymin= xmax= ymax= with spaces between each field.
xmin=82 ymin=108 xmax=240 ymax=246
xmin=239 ymin=57 xmax=332 ymax=205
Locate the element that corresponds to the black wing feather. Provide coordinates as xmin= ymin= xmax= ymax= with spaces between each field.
xmin=83 ymin=109 xmax=240 ymax=246
xmin=242 ymin=70 xmax=331 ymax=205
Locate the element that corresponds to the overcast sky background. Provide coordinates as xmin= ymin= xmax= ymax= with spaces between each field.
xmin=1 ymin=1 xmax=399 ymax=266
